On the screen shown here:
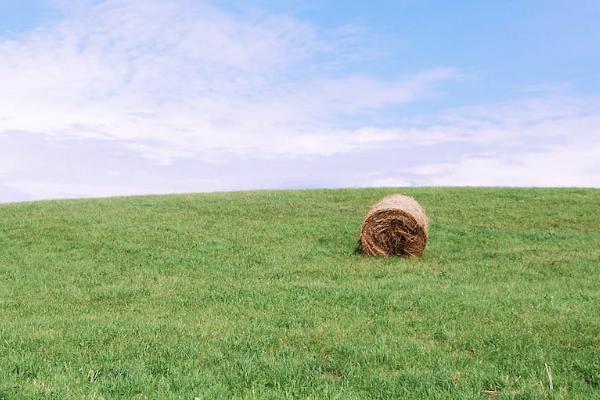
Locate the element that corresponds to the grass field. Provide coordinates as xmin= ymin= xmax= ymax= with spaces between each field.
xmin=1 ymin=188 xmax=599 ymax=399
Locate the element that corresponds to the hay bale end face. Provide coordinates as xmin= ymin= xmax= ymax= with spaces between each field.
xmin=359 ymin=194 xmax=429 ymax=257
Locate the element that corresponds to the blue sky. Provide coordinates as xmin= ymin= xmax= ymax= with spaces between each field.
xmin=0 ymin=0 xmax=59 ymax=36
xmin=220 ymin=1 xmax=600 ymax=95
xmin=0 ymin=0 xmax=599 ymax=202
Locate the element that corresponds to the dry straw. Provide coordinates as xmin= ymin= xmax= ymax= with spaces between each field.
xmin=359 ymin=194 xmax=429 ymax=257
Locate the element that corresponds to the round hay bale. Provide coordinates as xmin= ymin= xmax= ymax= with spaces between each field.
xmin=359 ymin=194 xmax=429 ymax=257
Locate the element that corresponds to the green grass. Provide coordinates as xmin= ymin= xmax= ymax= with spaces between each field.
xmin=1 ymin=188 xmax=599 ymax=399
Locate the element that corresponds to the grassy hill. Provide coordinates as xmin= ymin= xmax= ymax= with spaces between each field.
xmin=0 ymin=188 xmax=599 ymax=399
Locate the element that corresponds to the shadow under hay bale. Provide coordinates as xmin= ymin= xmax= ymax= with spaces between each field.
xmin=359 ymin=194 xmax=429 ymax=257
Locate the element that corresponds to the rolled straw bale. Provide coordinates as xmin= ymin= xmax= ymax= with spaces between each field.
xmin=359 ymin=194 xmax=429 ymax=257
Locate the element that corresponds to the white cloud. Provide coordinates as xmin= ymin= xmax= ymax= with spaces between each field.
xmin=0 ymin=0 xmax=456 ymax=163
xmin=410 ymin=143 xmax=600 ymax=187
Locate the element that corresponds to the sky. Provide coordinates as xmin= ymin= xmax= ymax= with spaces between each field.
xmin=0 ymin=0 xmax=599 ymax=203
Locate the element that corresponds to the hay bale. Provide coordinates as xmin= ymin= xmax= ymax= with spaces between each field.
xmin=359 ymin=194 xmax=429 ymax=257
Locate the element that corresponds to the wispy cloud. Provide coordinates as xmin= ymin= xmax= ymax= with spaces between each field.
xmin=0 ymin=0 xmax=456 ymax=163
xmin=368 ymin=95 xmax=600 ymax=187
